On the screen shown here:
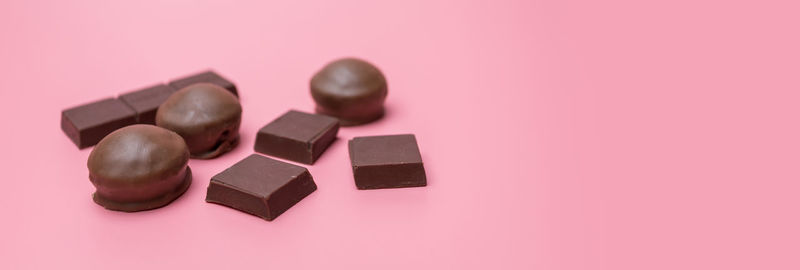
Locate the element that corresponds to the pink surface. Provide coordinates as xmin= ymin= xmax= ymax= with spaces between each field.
xmin=1 ymin=0 xmax=799 ymax=269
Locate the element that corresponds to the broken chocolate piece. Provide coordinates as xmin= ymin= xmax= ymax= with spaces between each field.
xmin=61 ymin=98 xmax=138 ymax=149
xmin=118 ymin=84 xmax=176 ymax=124
xmin=254 ymin=110 xmax=339 ymax=164
xmin=205 ymin=154 xmax=317 ymax=221
xmin=169 ymin=70 xmax=238 ymax=97
xmin=348 ymin=134 xmax=427 ymax=189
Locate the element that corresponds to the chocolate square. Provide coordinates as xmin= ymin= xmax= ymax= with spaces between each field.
xmin=205 ymin=154 xmax=317 ymax=221
xmin=61 ymin=98 xmax=137 ymax=149
xmin=118 ymin=84 xmax=176 ymax=124
xmin=168 ymin=70 xmax=238 ymax=96
xmin=348 ymin=134 xmax=427 ymax=189
xmin=254 ymin=110 xmax=339 ymax=164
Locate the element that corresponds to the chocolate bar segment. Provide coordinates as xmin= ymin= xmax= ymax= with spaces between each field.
xmin=118 ymin=84 xmax=176 ymax=124
xmin=61 ymin=98 xmax=137 ymax=149
xmin=348 ymin=134 xmax=427 ymax=189
xmin=205 ymin=154 xmax=317 ymax=221
xmin=254 ymin=110 xmax=339 ymax=164
xmin=169 ymin=70 xmax=238 ymax=97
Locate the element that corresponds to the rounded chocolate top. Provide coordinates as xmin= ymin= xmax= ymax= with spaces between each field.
xmin=310 ymin=58 xmax=388 ymax=126
xmin=88 ymin=124 xmax=192 ymax=212
xmin=156 ymin=83 xmax=242 ymax=159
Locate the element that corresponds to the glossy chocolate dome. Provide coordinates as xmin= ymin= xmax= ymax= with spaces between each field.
xmin=88 ymin=124 xmax=192 ymax=212
xmin=156 ymin=83 xmax=242 ymax=159
xmin=310 ymin=58 xmax=388 ymax=126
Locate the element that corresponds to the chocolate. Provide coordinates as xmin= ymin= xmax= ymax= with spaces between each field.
xmin=118 ymin=84 xmax=176 ymax=124
xmin=169 ymin=70 xmax=238 ymax=97
xmin=254 ymin=110 xmax=339 ymax=164
xmin=61 ymin=70 xmax=239 ymax=149
xmin=310 ymin=58 xmax=388 ymax=126
xmin=348 ymin=134 xmax=427 ymax=189
xmin=156 ymin=83 xmax=242 ymax=159
xmin=206 ymin=154 xmax=317 ymax=221
xmin=61 ymin=98 xmax=137 ymax=149
xmin=88 ymin=125 xmax=192 ymax=212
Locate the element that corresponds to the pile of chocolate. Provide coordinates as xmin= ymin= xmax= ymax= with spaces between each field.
xmin=61 ymin=58 xmax=426 ymax=221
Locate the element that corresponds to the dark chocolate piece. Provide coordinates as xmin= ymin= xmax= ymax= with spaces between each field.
xmin=88 ymin=125 xmax=192 ymax=212
xmin=348 ymin=134 xmax=427 ymax=189
xmin=169 ymin=70 xmax=238 ymax=97
xmin=254 ymin=110 xmax=339 ymax=164
xmin=61 ymin=98 xmax=137 ymax=149
xmin=310 ymin=58 xmax=388 ymax=126
xmin=206 ymin=154 xmax=317 ymax=221
xmin=156 ymin=83 xmax=242 ymax=159
xmin=118 ymin=84 xmax=176 ymax=124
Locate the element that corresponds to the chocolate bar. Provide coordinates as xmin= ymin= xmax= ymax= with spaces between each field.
xmin=254 ymin=110 xmax=339 ymax=164
xmin=118 ymin=84 xmax=176 ymax=124
xmin=348 ymin=134 xmax=427 ymax=189
xmin=205 ymin=154 xmax=317 ymax=221
xmin=169 ymin=70 xmax=238 ymax=97
xmin=61 ymin=98 xmax=137 ymax=149
xmin=61 ymin=70 xmax=239 ymax=149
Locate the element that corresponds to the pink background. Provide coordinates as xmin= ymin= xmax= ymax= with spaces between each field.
xmin=1 ymin=0 xmax=799 ymax=269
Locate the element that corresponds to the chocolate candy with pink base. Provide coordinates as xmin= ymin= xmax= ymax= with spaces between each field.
xmin=310 ymin=58 xmax=388 ymax=126
xmin=88 ymin=125 xmax=192 ymax=212
xmin=157 ymin=83 xmax=242 ymax=159
xmin=206 ymin=154 xmax=317 ymax=221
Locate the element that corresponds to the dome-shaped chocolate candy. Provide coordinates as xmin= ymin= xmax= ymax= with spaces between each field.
xmin=88 ymin=124 xmax=192 ymax=212
xmin=310 ymin=58 xmax=388 ymax=126
xmin=156 ymin=83 xmax=242 ymax=159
